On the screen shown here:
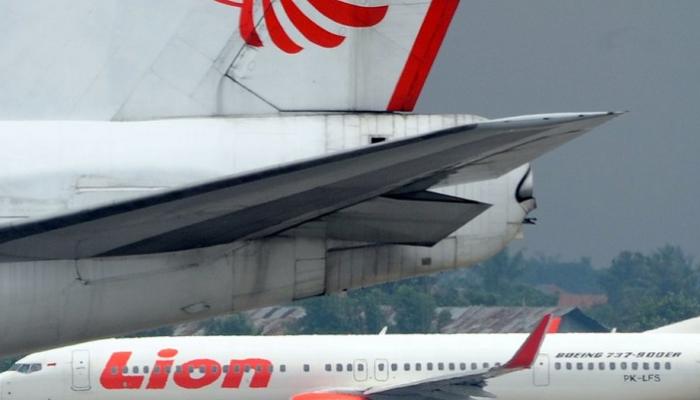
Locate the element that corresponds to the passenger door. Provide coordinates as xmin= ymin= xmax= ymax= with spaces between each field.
xmin=374 ymin=359 xmax=389 ymax=381
xmin=353 ymin=359 xmax=368 ymax=382
xmin=532 ymin=354 xmax=550 ymax=386
xmin=71 ymin=350 xmax=91 ymax=391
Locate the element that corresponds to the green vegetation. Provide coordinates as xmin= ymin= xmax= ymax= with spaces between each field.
xmin=589 ymin=245 xmax=700 ymax=331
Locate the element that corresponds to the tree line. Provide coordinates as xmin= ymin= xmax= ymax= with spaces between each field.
xmin=174 ymin=244 xmax=700 ymax=335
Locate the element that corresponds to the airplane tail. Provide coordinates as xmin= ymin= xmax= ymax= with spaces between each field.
xmin=0 ymin=0 xmax=461 ymax=120
xmin=220 ymin=0 xmax=460 ymax=112
xmin=645 ymin=316 xmax=700 ymax=333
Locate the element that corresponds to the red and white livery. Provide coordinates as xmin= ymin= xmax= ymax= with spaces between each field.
xmin=2 ymin=315 xmax=699 ymax=400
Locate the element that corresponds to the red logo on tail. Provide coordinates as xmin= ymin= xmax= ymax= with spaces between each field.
xmin=214 ymin=0 xmax=389 ymax=54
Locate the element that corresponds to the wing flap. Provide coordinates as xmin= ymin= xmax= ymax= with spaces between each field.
xmin=293 ymin=191 xmax=490 ymax=246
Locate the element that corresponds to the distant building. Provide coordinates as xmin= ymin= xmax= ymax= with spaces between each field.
xmin=436 ymin=306 xmax=608 ymax=333
xmin=246 ymin=306 xmax=307 ymax=335
xmin=538 ymin=284 xmax=608 ymax=308
xmin=224 ymin=305 xmax=608 ymax=335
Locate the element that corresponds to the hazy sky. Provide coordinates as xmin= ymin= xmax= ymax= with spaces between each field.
xmin=418 ymin=1 xmax=700 ymax=266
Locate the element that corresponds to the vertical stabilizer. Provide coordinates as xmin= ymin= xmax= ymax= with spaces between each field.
xmin=223 ymin=0 xmax=460 ymax=112
xmin=0 ymin=0 xmax=460 ymax=120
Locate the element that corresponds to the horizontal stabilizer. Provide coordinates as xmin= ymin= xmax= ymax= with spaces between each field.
xmin=321 ymin=192 xmax=490 ymax=245
xmin=0 ymin=112 xmax=620 ymax=261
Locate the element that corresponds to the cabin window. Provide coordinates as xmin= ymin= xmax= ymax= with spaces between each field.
xmin=609 ymin=363 xmax=616 ymax=370
xmin=256 ymin=365 xmax=262 ymax=372
xmin=598 ymin=362 xmax=605 ymax=370
xmin=244 ymin=365 xmax=251 ymax=373
xmin=631 ymin=362 xmax=638 ymax=370
xmin=123 ymin=366 xmax=129 ymax=374
xmin=111 ymin=366 xmax=118 ymax=375
xmin=176 ymin=366 xmax=182 ymax=374
xmin=620 ymin=362 xmax=627 ymax=370
xmin=347 ymin=364 xmax=353 ymax=372
xmin=427 ymin=362 xmax=434 ymax=371
xmin=268 ymin=365 xmax=274 ymax=373
xmin=325 ymin=364 xmax=332 ymax=372
xmin=199 ymin=366 xmax=206 ymax=373
xmin=188 ymin=366 xmax=194 ymax=373
xmin=471 ymin=363 xmax=477 ymax=370
xmin=587 ymin=363 xmax=594 ymax=370
xmin=336 ymin=364 xmax=343 ymax=372
xmin=566 ymin=363 xmax=572 ymax=370
xmin=143 ymin=366 xmax=150 ymax=374
xmin=653 ymin=362 xmax=660 ymax=370
xmin=391 ymin=363 xmax=398 ymax=372
xmin=643 ymin=363 xmax=649 ymax=370
xmin=438 ymin=362 xmax=444 ymax=371
xmin=483 ymin=363 xmax=489 ymax=369
xmin=304 ymin=364 xmax=310 ymax=372
xmin=377 ymin=364 xmax=383 ymax=372
xmin=459 ymin=363 xmax=466 ymax=371
xmin=576 ymin=363 xmax=583 ymax=370
xmin=404 ymin=363 xmax=411 ymax=371
xmin=280 ymin=365 xmax=287 ymax=373
xmin=415 ymin=363 xmax=422 ymax=371
xmin=356 ymin=364 xmax=363 ymax=372
xmin=223 ymin=365 xmax=229 ymax=373
xmin=449 ymin=363 xmax=455 ymax=371
xmin=555 ymin=362 xmax=561 ymax=370
xmin=665 ymin=362 xmax=672 ymax=370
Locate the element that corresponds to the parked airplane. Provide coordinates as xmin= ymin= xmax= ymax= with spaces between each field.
xmin=1 ymin=314 xmax=696 ymax=400
xmin=0 ymin=0 xmax=622 ymax=357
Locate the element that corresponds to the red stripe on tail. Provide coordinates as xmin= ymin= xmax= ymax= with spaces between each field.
xmin=387 ymin=0 xmax=459 ymax=112
xmin=282 ymin=0 xmax=346 ymax=49
xmin=263 ymin=0 xmax=303 ymax=54
xmin=308 ymin=0 xmax=389 ymax=28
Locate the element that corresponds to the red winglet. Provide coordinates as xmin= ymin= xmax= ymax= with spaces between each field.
xmin=503 ymin=314 xmax=552 ymax=370
xmin=547 ymin=316 xmax=562 ymax=333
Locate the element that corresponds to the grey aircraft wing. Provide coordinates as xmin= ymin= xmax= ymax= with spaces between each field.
xmin=0 ymin=112 xmax=620 ymax=261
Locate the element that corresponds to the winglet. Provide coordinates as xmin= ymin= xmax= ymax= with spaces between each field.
xmin=503 ymin=314 xmax=552 ymax=370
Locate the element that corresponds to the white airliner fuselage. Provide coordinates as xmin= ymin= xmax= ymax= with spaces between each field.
xmin=0 ymin=113 xmax=537 ymax=357
xmin=1 ymin=331 xmax=697 ymax=400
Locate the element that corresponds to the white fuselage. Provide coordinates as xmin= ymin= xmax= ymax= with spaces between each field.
xmin=0 ymin=114 xmax=533 ymax=357
xmin=1 ymin=333 xmax=697 ymax=400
